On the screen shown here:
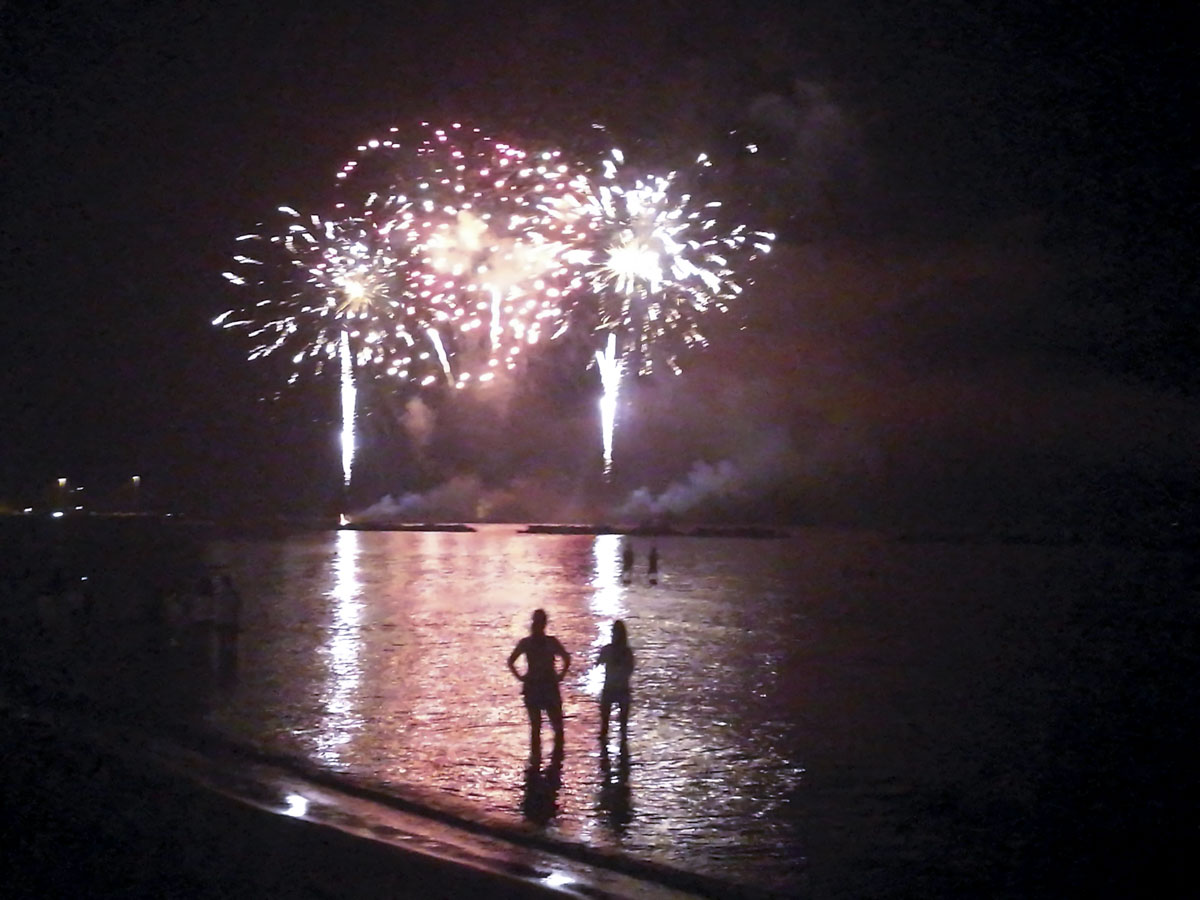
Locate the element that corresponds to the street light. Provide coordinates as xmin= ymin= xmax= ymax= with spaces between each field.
xmin=56 ymin=477 xmax=67 ymax=510
xmin=132 ymin=475 xmax=141 ymax=512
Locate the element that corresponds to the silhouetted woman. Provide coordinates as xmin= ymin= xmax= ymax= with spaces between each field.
xmin=598 ymin=620 xmax=634 ymax=748
xmin=508 ymin=609 xmax=571 ymax=768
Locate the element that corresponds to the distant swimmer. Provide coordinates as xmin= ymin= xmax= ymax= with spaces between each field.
xmin=648 ymin=546 xmax=659 ymax=584
xmin=598 ymin=620 xmax=634 ymax=750
xmin=508 ymin=609 xmax=571 ymax=769
xmin=621 ymin=541 xmax=634 ymax=582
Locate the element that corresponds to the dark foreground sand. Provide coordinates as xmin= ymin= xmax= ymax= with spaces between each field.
xmin=2 ymin=693 xmax=724 ymax=900
xmin=0 ymin=639 xmax=722 ymax=900
xmin=0 ymin=634 xmax=729 ymax=899
xmin=0 ymin=708 xmax=550 ymax=899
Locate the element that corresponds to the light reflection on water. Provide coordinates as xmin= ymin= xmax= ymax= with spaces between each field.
xmin=201 ymin=526 xmax=1176 ymax=896
xmin=317 ymin=528 xmax=364 ymax=765
xmin=207 ymin=525 xmax=810 ymax=890
xmin=583 ymin=533 xmax=628 ymax=698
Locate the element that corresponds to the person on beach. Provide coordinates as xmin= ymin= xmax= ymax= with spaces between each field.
xmin=188 ymin=575 xmax=218 ymax=673
xmin=213 ymin=574 xmax=241 ymax=685
xmin=598 ymin=620 xmax=634 ymax=749
xmin=621 ymin=541 xmax=634 ymax=581
xmin=648 ymin=546 xmax=659 ymax=583
xmin=508 ymin=609 xmax=571 ymax=768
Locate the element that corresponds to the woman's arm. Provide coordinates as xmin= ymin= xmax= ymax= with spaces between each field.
xmin=555 ymin=639 xmax=572 ymax=680
xmin=507 ymin=641 xmax=526 ymax=681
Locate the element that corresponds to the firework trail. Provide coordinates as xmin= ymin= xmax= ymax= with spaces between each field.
xmin=594 ymin=332 xmax=622 ymax=479
xmin=338 ymin=332 xmax=356 ymax=486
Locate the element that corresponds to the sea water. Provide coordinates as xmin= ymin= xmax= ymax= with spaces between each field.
xmin=198 ymin=524 xmax=1192 ymax=898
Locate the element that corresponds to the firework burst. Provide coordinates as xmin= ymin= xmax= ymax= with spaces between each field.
xmin=337 ymin=122 xmax=591 ymax=389
xmin=215 ymin=122 xmax=594 ymax=490
xmin=215 ymin=123 xmax=775 ymax=489
xmin=571 ymin=147 xmax=774 ymax=378
xmin=213 ymin=204 xmax=405 ymax=486
xmin=214 ymin=204 xmax=407 ymax=381
xmin=562 ymin=144 xmax=775 ymax=476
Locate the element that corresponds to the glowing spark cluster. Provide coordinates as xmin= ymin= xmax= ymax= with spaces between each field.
xmin=215 ymin=122 xmax=775 ymax=485
xmin=216 ymin=124 xmax=590 ymax=392
xmin=570 ymin=149 xmax=775 ymax=378
xmin=337 ymin=123 xmax=591 ymax=389
xmin=221 ymin=207 xmax=411 ymax=372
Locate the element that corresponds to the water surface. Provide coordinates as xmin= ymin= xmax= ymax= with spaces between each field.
xmin=198 ymin=525 xmax=1192 ymax=897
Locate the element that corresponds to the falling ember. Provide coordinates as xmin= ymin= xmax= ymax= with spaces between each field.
xmin=339 ymin=332 xmax=356 ymax=487
xmin=426 ymin=326 xmax=453 ymax=383
xmin=595 ymin=332 xmax=622 ymax=480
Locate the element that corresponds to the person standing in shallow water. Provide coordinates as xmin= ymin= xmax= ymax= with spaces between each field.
xmin=598 ymin=620 xmax=634 ymax=750
xmin=508 ymin=609 xmax=571 ymax=768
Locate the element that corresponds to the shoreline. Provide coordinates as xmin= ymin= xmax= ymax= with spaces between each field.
xmin=0 ymin=696 xmax=580 ymax=899
xmin=0 ymin=613 xmax=783 ymax=900
xmin=8 ymin=511 xmax=1193 ymax=549
xmin=0 ymin=685 xmax=778 ymax=900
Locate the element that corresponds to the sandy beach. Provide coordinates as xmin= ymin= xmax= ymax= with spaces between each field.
xmin=0 ymin=684 xmax=726 ymax=900
xmin=0 ymin=705 xmax=555 ymax=899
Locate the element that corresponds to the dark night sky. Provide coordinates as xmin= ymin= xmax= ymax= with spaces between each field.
xmin=1 ymin=1 xmax=1194 ymax=531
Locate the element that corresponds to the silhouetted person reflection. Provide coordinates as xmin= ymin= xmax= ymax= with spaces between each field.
xmin=598 ymin=620 xmax=634 ymax=750
xmin=521 ymin=764 xmax=561 ymax=825
xmin=508 ymin=608 xmax=571 ymax=770
xmin=598 ymin=742 xmax=632 ymax=833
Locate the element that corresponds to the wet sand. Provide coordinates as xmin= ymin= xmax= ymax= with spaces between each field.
xmin=0 ymin=706 xmax=564 ymax=899
xmin=0 ymin=658 xmax=718 ymax=900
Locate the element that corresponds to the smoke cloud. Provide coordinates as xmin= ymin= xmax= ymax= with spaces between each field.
xmin=351 ymin=471 xmax=595 ymax=524
xmin=614 ymin=429 xmax=804 ymax=522
xmin=402 ymin=397 xmax=436 ymax=450
xmin=617 ymin=460 xmax=745 ymax=520
xmin=354 ymin=475 xmax=485 ymax=522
